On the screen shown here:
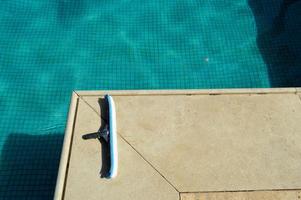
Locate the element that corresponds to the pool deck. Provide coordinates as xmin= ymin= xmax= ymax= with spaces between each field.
xmin=55 ymin=88 xmax=301 ymax=200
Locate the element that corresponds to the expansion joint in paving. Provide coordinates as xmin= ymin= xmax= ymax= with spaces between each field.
xmin=117 ymin=132 xmax=180 ymax=194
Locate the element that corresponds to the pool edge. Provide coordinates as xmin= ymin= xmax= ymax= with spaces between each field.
xmin=74 ymin=87 xmax=299 ymax=96
xmin=53 ymin=87 xmax=301 ymax=200
xmin=54 ymin=92 xmax=79 ymax=200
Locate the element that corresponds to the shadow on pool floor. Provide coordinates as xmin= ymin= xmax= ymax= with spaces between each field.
xmin=0 ymin=133 xmax=63 ymax=200
xmin=249 ymin=0 xmax=301 ymax=87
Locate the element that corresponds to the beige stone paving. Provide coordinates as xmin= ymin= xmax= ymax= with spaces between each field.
xmin=83 ymin=94 xmax=301 ymax=192
xmin=63 ymin=98 xmax=179 ymax=200
xmin=57 ymin=91 xmax=301 ymax=199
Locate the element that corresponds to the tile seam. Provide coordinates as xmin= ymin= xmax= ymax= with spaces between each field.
xmin=74 ymin=91 xmax=101 ymax=116
xmin=179 ymin=188 xmax=301 ymax=194
xmin=118 ymin=132 xmax=180 ymax=194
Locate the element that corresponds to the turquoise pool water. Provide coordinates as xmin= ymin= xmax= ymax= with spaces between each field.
xmin=0 ymin=0 xmax=300 ymax=199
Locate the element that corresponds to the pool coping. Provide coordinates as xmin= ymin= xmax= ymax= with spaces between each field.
xmin=54 ymin=87 xmax=301 ymax=200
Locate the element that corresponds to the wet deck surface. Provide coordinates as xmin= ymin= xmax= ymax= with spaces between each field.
xmin=55 ymin=89 xmax=301 ymax=200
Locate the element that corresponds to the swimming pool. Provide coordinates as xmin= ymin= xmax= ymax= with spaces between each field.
xmin=0 ymin=0 xmax=300 ymax=199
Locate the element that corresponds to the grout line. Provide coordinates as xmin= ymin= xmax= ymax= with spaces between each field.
xmin=61 ymin=96 xmax=80 ymax=200
xmin=180 ymin=188 xmax=301 ymax=194
xmin=298 ymin=93 xmax=301 ymax=103
xmin=74 ymin=91 xmax=101 ymax=116
xmin=73 ymin=90 xmax=80 ymax=97
xmin=118 ymin=133 xmax=180 ymax=194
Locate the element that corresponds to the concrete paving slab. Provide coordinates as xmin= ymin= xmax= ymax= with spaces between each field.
xmin=180 ymin=190 xmax=301 ymax=200
xmin=82 ymin=93 xmax=301 ymax=192
xmin=55 ymin=90 xmax=301 ymax=199
xmin=63 ymin=99 xmax=179 ymax=200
